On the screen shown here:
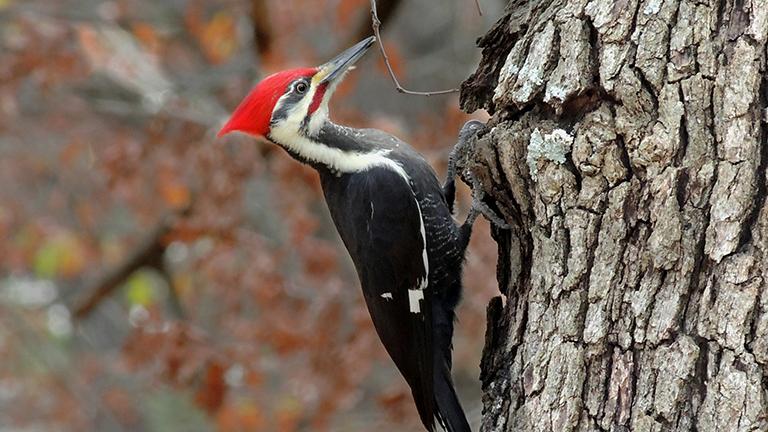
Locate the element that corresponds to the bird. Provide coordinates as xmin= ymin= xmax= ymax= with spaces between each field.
xmin=218 ymin=36 xmax=489 ymax=432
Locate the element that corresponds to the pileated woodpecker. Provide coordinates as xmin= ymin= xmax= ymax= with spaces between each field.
xmin=219 ymin=37 xmax=487 ymax=432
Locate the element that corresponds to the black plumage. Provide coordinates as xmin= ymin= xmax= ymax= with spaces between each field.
xmin=317 ymin=124 xmax=473 ymax=432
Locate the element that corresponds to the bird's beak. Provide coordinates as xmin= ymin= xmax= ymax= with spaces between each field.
xmin=315 ymin=36 xmax=376 ymax=85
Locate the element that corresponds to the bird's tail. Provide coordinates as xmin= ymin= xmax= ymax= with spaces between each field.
xmin=432 ymin=305 xmax=471 ymax=432
xmin=434 ymin=365 xmax=471 ymax=432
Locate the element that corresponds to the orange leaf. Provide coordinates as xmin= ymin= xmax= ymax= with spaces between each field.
xmin=199 ymin=12 xmax=237 ymax=64
xmin=75 ymin=25 xmax=109 ymax=71
xmin=159 ymin=181 xmax=191 ymax=209
xmin=157 ymin=166 xmax=190 ymax=209
xmin=216 ymin=401 xmax=265 ymax=432
xmin=131 ymin=22 xmax=161 ymax=54
xmin=275 ymin=398 xmax=302 ymax=432
xmin=301 ymin=239 xmax=337 ymax=277
xmin=195 ymin=361 xmax=227 ymax=414
xmin=59 ymin=139 xmax=84 ymax=166
xmin=103 ymin=388 xmax=140 ymax=425
xmin=336 ymin=0 xmax=364 ymax=26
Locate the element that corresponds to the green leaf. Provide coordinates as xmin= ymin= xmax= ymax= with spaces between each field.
xmin=124 ymin=271 xmax=157 ymax=306
xmin=33 ymin=242 xmax=62 ymax=278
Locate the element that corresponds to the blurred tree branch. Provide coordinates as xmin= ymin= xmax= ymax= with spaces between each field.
xmin=250 ymin=0 xmax=273 ymax=59
xmin=72 ymin=209 xmax=187 ymax=321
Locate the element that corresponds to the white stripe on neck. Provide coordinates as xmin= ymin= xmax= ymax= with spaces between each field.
xmin=270 ymin=124 xmax=409 ymax=179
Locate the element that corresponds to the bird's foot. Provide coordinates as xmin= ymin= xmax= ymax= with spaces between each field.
xmin=467 ymin=172 xmax=511 ymax=230
xmin=444 ymin=120 xmax=487 ymax=214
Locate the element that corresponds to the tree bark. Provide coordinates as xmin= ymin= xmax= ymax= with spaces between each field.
xmin=458 ymin=0 xmax=768 ymax=430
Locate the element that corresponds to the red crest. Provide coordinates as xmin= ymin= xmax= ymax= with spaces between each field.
xmin=218 ymin=68 xmax=317 ymax=138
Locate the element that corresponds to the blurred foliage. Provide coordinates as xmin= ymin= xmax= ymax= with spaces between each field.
xmin=0 ymin=0 xmax=501 ymax=431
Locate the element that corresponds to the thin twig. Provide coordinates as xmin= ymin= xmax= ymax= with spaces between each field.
xmin=352 ymin=0 xmax=402 ymax=43
xmin=474 ymin=0 xmax=483 ymax=16
xmin=370 ymin=0 xmax=459 ymax=96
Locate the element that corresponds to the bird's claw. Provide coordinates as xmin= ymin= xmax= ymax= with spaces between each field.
xmin=469 ymin=198 xmax=511 ymax=229
xmin=445 ymin=121 xmax=488 ymax=214
xmin=448 ymin=121 xmax=486 ymax=172
xmin=446 ymin=121 xmax=510 ymax=229
xmin=466 ymin=172 xmax=511 ymax=230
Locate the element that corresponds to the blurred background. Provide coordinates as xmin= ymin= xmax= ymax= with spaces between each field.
xmin=0 ymin=0 xmax=503 ymax=430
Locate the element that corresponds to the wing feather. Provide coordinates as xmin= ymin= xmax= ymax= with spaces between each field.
xmin=321 ymin=166 xmax=435 ymax=429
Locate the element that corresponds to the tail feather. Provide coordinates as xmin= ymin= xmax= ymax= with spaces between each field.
xmin=434 ymin=366 xmax=471 ymax=432
xmin=411 ymin=380 xmax=437 ymax=432
xmin=432 ymin=304 xmax=470 ymax=432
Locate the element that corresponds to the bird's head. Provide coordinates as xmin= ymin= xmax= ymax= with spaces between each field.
xmin=218 ymin=36 xmax=375 ymax=142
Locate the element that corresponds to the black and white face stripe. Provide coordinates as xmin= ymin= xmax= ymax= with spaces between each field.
xmin=270 ymin=78 xmax=312 ymax=126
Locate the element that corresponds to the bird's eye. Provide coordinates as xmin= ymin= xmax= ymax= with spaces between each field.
xmin=295 ymin=82 xmax=308 ymax=94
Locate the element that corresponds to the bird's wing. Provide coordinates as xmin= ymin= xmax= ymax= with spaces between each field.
xmin=322 ymin=166 xmax=436 ymax=430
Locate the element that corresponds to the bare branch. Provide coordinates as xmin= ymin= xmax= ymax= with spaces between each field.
xmin=369 ymin=0 xmax=459 ymax=97
xmin=251 ymin=0 xmax=273 ymax=58
xmin=71 ymin=216 xmax=169 ymax=320
xmin=71 ymin=208 xmax=189 ymax=321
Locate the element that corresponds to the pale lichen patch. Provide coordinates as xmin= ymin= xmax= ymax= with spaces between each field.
xmin=526 ymin=128 xmax=574 ymax=180
xmin=510 ymin=22 xmax=558 ymax=107
xmin=643 ymin=0 xmax=662 ymax=16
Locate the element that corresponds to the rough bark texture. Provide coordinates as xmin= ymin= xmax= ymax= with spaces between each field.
xmin=458 ymin=0 xmax=768 ymax=430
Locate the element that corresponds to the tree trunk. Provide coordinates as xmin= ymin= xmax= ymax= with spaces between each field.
xmin=458 ymin=0 xmax=768 ymax=430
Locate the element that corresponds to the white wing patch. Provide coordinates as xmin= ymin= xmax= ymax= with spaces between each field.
xmin=381 ymin=292 xmax=393 ymax=300
xmin=409 ymin=197 xmax=429 ymax=314
xmin=408 ymin=289 xmax=424 ymax=313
